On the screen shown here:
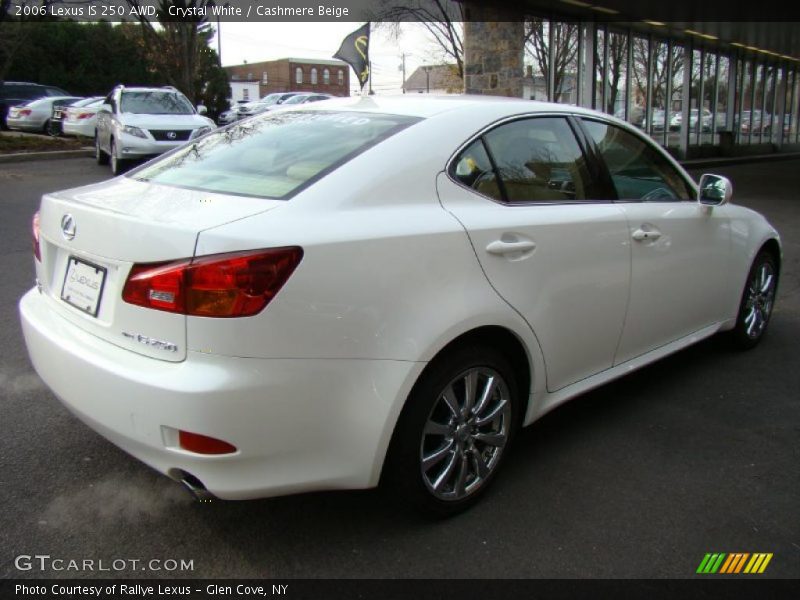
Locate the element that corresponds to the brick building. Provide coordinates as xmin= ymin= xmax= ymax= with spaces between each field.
xmin=225 ymin=58 xmax=350 ymax=99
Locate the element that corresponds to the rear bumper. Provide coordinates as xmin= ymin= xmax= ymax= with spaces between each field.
xmin=20 ymin=288 xmax=422 ymax=500
xmin=63 ymin=121 xmax=95 ymax=138
xmin=7 ymin=117 xmax=44 ymax=131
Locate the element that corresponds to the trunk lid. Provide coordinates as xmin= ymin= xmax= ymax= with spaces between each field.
xmin=36 ymin=177 xmax=283 ymax=361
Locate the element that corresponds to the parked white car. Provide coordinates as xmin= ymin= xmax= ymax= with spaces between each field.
xmin=6 ymin=96 xmax=82 ymax=133
xmin=62 ymin=97 xmax=105 ymax=138
xmin=20 ymin=96 xmax=781 ymax=515
xmin=94 ymin=85 xmax=216 ymax=175
xmin=235 ymin=92 xmax=303 ymax=120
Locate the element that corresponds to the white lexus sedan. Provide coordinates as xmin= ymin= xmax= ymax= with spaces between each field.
xmin=20 ymin=96 xmax=781 ymax=515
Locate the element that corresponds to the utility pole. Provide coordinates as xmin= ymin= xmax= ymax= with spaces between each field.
xmin=400 ymin=53 xmax=407 ymax=94
xmin=423 ymin=65 xmax=433 ymax=93
xmin=216 ymin=17 xmax=222 ymax=65
xmin=369 ymin=60 xmax=374 ymax=95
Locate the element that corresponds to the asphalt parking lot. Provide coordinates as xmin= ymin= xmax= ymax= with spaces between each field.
xmin=1 ymin=156 xmax=798 ymax=579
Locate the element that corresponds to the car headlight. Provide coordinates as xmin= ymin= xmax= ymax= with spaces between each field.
xmin=122 ymin=125 xmax=147 ymax=139
xmin=192 ymin=126 xmax=213 ymax=139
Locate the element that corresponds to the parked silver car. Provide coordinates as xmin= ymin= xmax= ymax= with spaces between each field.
xmin=94 ymin=85 xmax=215 ymax=176
xmin=6 ymin=96 xmax=82 ymax=133
xmin=235 ymin=92 xmax=304 ymax=120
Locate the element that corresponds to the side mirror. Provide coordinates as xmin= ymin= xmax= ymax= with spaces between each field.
xmin=698 ymin=173 xmax=732 ymax=206
xmin=196 ymin=104 xmax=208 ymax=115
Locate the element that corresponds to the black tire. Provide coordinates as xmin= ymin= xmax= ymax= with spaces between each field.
xmin=110 ymin=139 xmax=126 ymax=175
xmin=728 ymin=250 xmax=778 ymax=350
xmin=46 ymin=120 xmax=60 ymax=137
xmin=383 ymin=344 xmax=521 ymax=517
xmin=95 ymin=136 xmax=109 ymax=165
xmin=42 ymin=119 xmax=51 ymax=135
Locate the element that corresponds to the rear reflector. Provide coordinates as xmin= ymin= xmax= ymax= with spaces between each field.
xmin=122 ymin=247 xmax=303 ymax=317
xmin=32 ymin=211 xmax=41 ymax=262
xmin=178 ymin=430 xmax=237 ymax=455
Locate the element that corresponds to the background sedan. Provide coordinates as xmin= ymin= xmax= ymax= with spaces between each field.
xmin=62 ymin=97 xmax=105 ymax=138
xmin=6 ymin=96 xmax=82 ymax=133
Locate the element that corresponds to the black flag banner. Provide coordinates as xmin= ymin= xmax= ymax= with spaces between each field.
xmin=333 ymin=22 xmax=370 ymax=90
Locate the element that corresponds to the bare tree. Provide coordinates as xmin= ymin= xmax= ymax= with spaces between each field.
xmin=373 ymin=1 xmax=465 ymax=79
xmin=631 ymin=39 xmax=686 ymax=110
xmin=594 ymin=31 xmax=628 ymax=114
xmin=122 ymin=0 xmax=211 ymax=102
xmin=524 ymin=19 xmax=579 ymax=102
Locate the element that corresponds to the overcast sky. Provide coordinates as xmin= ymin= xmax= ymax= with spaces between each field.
xmin=215 ymin=22 xmax=452 ymax=95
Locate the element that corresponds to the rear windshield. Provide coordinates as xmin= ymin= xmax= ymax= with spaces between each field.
xmin=120 ymin=91 xmax=194 ymax=115
xmin=131 ymin=111 xmax=420 ymax=199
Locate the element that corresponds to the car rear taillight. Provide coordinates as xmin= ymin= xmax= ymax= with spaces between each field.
xmin=32 ymin=211 xmax=41 ymax=262
xmin=19 ymin=109 xmax=32 ymax=117
xmin=122 ymin=247 xmax=303 ymax=317
xmin=77 ymin=112 xmax=93 ymax=119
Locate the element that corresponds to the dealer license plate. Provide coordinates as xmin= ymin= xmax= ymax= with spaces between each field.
xmin=60 ymin=256 xmax=107 ymax=317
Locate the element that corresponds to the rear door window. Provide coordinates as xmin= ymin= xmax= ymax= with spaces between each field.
xmin=450 ymin=116 xmax=595 ymax=203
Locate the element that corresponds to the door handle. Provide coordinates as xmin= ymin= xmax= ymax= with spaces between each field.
xmin=632 ymin=228 xmax=661 ymax=242
xmin=486 ymin=240 xmax=537 ymax=255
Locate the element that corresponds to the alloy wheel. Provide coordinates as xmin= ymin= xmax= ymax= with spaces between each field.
xmin=420 ymin=367 xmax=511 ymax=501
xmin=744 ymin=261 xmax=776 ymax=339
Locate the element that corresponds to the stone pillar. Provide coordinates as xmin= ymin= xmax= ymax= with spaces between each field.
xmin=463 ymin=6 xmax=525 ymax=98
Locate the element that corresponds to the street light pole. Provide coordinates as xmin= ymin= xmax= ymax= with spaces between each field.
xmin=216 ymin=17 xmax=222 ymax=65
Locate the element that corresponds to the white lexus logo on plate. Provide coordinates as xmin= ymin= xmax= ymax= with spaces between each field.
xmin=167 ymin=131 xmax=176 ymax=139
xmin=61 ymin=214 xmax=76 ymax=240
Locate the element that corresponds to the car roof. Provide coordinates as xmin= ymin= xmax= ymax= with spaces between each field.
xmin=287 ymin=94 xmax=626 ymax=123
xmin=119 ymin=87 xmax=182 ymax=94
xmin=28 ymin=96 xmax=80 ymax=105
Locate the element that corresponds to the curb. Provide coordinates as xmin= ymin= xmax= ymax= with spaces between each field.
xmin=0 ymin=149 xmax=93 ymax=164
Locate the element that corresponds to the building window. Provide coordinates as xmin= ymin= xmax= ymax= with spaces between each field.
xmin=311 ymin=68 xmax=318 ymax=85
xmin=323 ymin=69 xmax=330 ymax=85
xmin=296 ymin=67 xmax=303 ymax=85
xmin=247 ymin=72 xmax=253 ymax=80
xmin=242 ymin=89 xmax=249 ymax=100
xmin=338 ymin=70 xmax=344 ymax=85
xmin=262 ymin=71 xmax=268 ymax=83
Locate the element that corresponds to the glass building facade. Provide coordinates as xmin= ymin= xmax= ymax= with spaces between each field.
xmin=521 ymin=20 xmax=800 ymax=158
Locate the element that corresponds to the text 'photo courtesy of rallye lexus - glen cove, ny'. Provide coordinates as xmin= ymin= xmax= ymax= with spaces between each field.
xmin=19 ymin=94 xmax=781 ymax=516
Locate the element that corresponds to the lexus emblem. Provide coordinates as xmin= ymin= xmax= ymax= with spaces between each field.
xmin=167 ymin=131 xmax=177 ymax=140
xmin=61 ymin=214 xmax=76 ymax=241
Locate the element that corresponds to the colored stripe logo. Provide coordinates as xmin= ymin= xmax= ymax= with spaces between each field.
xmin=697 ymin=553 xmax=773 ymax=574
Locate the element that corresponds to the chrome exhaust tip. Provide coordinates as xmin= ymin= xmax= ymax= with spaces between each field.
xmin=173 ymin=470 xmax=216 ymax=502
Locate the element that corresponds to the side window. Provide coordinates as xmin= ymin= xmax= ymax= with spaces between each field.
xmin=582 ymin=119 xmax=694 ymax=201
xmin=482 ymin=117 xmax=592 ymax=203
xmin=450 ymin=139 xmax=503 ymax=202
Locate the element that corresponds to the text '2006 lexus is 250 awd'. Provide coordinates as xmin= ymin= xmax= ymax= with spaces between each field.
xmin=20 ymin=96 xmax=780 ymax=515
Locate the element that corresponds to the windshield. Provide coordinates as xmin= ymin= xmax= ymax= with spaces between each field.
xmin=120 ymin=91 xmax=194 ymax=115
xmin=282 ymin=95 xmax=309 ymax=105
xmin=132 ymin=110 xmax=420 ymax=199
xmin=259 ymin=94 xmax=283 ymax=105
